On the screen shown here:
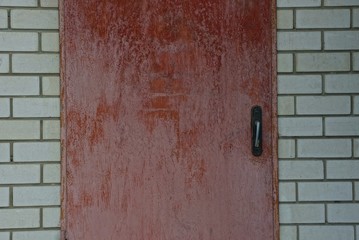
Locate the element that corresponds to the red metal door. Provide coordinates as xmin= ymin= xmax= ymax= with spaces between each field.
xmin=60 ymin=1 xmax=277 ymax=239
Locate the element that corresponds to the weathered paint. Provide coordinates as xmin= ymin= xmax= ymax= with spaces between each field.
xmin=60 ymin=1 xmax=277 ymax=239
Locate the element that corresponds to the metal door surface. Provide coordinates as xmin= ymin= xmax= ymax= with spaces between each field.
xmin=60 ymin=1 xmax=277 ymax=239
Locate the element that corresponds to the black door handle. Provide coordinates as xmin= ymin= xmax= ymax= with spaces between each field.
xmin=251 ymin=106 xmax=262 ymax=156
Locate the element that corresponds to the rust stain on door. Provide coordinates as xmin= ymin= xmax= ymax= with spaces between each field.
xmin=60 ymin=1 xmax=277 ymax=239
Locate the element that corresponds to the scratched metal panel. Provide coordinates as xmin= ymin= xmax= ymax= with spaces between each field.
xmin=61 ymin=1 xmax=277 ymax=239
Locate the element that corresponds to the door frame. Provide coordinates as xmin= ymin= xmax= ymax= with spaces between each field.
xmin=59 ymin=1 xmax=278 ymax=239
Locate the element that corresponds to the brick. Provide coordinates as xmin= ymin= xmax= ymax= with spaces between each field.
xmin=327 ymin=160 xmax=359 ymax=179
xmin=296 ymin=53 xmax=350 ymax=72
xmin=355 ymin=96 xmax=359 ymax=114
xmin=0 ymin=76 xmax=39 ymax=96
xmin=325 ymin=74 xmax=359 ymax=93
xmin=355 ymin=139 xmax=359 ymax=157
xmin=43 ymin=164 xmax=60 ymax=183
xmin=298 ymin=139 xmax=351 ymax=158
xmin=13 ymin=142 xmax=60 ymax=162
xmin=278 ymin=75 xmax=322 ymax=94
xmin=325 ymin=31 xmax=359 ymax=50
xmin=11 ymin=10 xmax=58 ymax=29
xmin=325 ymin=117 xmax=359 ymax=136
xmin=12 ymin=54 xmax=59 ymax=73
xmin=280 ymin=226 xmax=297 ymax=240
xmin=0 ymin=187 xmax=9 ymax=207
xmin=279 ymin=117 xmax=322 ymax=136
xmin=0 ymin=233 xmax=9 ymax=240
xmin=279 ymin=160 xmax=323 ymax=180
xmin=13 ymin=231 xmax=60 ymax=240
xmin=279 ymin=182 xmax=296 ymax=202
xmin=0 ymin=98 xmax=10 ymax=117
xmin=277 ymin=0 xmax=321 ymax=7
xmin=298 ymin=182 xmax=352 ymax=201
xmin=13 ymin=186 xmax=60 ymax=206
xmin=278 ymin=96 xmax=294 ymax=115
xmin=0 ymin=10 xmax=7 ymax=28
xmin=355 ymin=182 xmax=359 ymax=200
xmin=0 ymin=32 xmax=38 ymax=51
xmin=297 ymin=96 xmax=351 ymax=115
xmin=277 ymin=10 xmax=293 ymax=29
xmin=278 ymin=53 xmax=293 ymax=73
xmin=296 ymin=10 xmax=350 ymax=29
xmin=278 ymin=139 xmax=295 ymax=158
xmin=43 ymin=207 xmax=60 ymax=227
xmin=40 ymin=0 xmax=58 ymax=7
xmin=0 ymin=54 xmax=9 ymax=73
xmin=0 ymin=0 xmax=37 ymax=6
xmin=0 ymin=120 xmax=40 ymax=140
xmin=278 ymin=32 xmax=321 ymax=50
xmin=353 ymin=52 xmax=359 ymax=71
xmin=41 ymin=32 xmax=59 ymax=52
xmin=0 ymin=209 xmax=39 ymax=228
xmin=328 ymin=204 xmax=359 ymax=223
xmin=0 ymin=143 xmax=10 ymax=162
xmin=0 ymin=164 xmax=40 ymax=184
xmin=279 ymin=204 xmax=325 ymax=223
xmin=13 ymin=98 xmax=60 ymax=117
xmin=354 ymin=9 xmax=359 ymax=28
xmin=324 ymin=0 xmax=359 ymax=6
xmin=299 ymin=226 xmax=354 ymax=240
xmin=42 ymin=76 xmax=60 ymax=95
xmin=43 ymin=120 xmax=60 ymax=139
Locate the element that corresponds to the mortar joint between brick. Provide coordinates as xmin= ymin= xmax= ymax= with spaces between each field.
xmin=38 ymin=32 xmax=42 ymax=52
xmin=293 ymin=8 xmax=297 ymax=30
xmin=6 ymin=9 xmax=10 ymax=29
xmin=9 ymin=142 xmax=13 ymax=163
xmin=9 ymin=98 xmax=13 ymax=118
xmin=352 ymin=180 xmax=356 ymax=202
xmin=323 ymin=159 xmax=327 ymax=181
xmin=9 ymin=186 xmax=13 ymax=208
xmin=295 ymin=182 xmax=299 ymax=203
xmin=39 ymin=207 xmax=43 ymax=228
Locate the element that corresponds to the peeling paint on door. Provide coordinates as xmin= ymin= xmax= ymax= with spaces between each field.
xmin=60 ymin=1 xmax=278 ymax=239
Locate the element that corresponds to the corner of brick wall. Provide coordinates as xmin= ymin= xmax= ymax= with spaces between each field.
xmin=277 ymin=0 xmax=359 ymax=240
xmin=0 ymin=0 xmax=61 ymax=240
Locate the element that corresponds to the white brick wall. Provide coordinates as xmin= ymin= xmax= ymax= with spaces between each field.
xmin=11 ymin=10 xmax=58 ymax=29
xmin=0 ymin=0 xmax=37 ymax=7
xmin=42 ymin=207 xmax=60 ymax=228
xmin=0 ymin=1 xmax=60 ymax=238
xmin=0 ymin=32 xmax=38 ymax=51
xmin=13 ymin=231 xmax=60 ymax=240
xmin=278 ymin=1 xmax=359 ymax=240
xmin=296 ymin=53 xmax=351 ymax=72
xmin=0 ymin=54 xmax=9 ymax=72
xmin=0 ymin=209 xmax=40 ymax=229
xmin=0 ymin=77 xmax=39 ymax=95
xmin=13 ymin=186 xmax=60 ymax=206
xmin=279 ymin=204 xmax=325 ymax=223
xmin=299 ymin=226 xmax=354 ymax=240
xmin=12 ymin=54 xmax=59 ymax=73
xmin=0 ymin=1 xmax=358 ymax=239
xmin=296 ymin=9 xmax=350 ymax=28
